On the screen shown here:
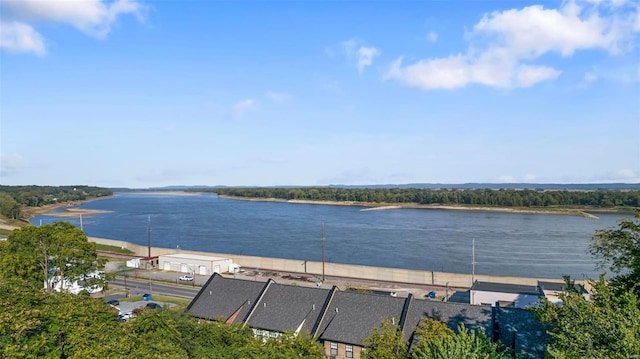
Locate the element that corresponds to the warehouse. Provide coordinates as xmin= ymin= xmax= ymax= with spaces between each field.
xmin=158 ymin=253 xmax=234 ymax=275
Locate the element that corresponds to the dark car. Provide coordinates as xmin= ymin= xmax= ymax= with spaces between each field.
xmin=146 ymin=302 xmax=162 ymax=309
xmin=142 ymin=293 xmax=152 ymax=301
xmin=106 ymin=299 xmax=120 ymax=306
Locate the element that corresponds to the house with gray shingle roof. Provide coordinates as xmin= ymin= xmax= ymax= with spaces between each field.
xmin=187 ymin=273 xmax=269 ymax=323
xmin=244 ymin=283 xmax=334 ymax=339
xmin=402 ymin=294 xmax=493 ymax=342
xmin=187 ymin=275 xmax=547 ymax=359
xmin=316 ymin=290 xmax=406 ymax=359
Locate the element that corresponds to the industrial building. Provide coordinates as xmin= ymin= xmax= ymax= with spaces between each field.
xmin=158 ymin=253 xmax=236 ymax=275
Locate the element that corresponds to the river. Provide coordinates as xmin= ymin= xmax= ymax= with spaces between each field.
xmin=30 ymin=192 xmax=627 ymax=279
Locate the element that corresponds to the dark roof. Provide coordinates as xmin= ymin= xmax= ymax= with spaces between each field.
xmin=317 ymin=290 xmax=406 ymax=346
xmin=497 ymin=307 xmax=548 ymax=357
xmin=471 ymin=281 xmax=540 ymax=295
xmin=187 ymin=274 xmax=267 ymax=322
xmin=402 ymin=297 xmax=493 ymax=342
xmin=245 ymin=283 xmax=331 ymax=335
xmin=538 ymin=281 xmax=586 ymax=293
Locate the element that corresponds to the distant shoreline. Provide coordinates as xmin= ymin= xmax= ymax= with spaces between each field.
xmin=217 ymin=195 xmax=634 ymax=218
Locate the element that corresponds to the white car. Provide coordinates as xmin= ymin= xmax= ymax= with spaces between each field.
xmin=179 ymin=275 xmax=193 ymax=281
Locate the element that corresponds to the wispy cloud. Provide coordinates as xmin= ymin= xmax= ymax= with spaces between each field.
xmin=0 ymin=0 xmax=144 ymax=55
xmin=266 ymin=91 xmax=292 ymax=104
xmin=426 ymin=31 xmax=438 ymax=43
xmin=386 ymin=0 xmax=640 ymax=90
xmin=233 ymin=99 xmax=256 ymax=119
xmin=342 ymin=39 xmax=380 ymax=73
xmin=357 ymin=46 xmax=380 ymax=73
xmin=0 ymin=153 xmax=25 ymax=177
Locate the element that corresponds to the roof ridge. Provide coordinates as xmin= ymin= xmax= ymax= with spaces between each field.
xmin=242 ymin=279 xmax=274 ymax=327
xmin=312 ymin=285 xmax=338 ymax=338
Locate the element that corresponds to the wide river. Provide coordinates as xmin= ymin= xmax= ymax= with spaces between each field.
xmin=31 ymin=192 xmax=628 ymax=279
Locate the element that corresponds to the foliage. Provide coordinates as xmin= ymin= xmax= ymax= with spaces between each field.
xmin=0 ymin=192 xmax=21 ymax=219
xmin=0 ymin=279 xmax=324 ymax=359
xmin=589 ymin=212 xmax=640 ymax=297
xmin=411 ymin=319 xmax=511 ymax=359
xmin=0 ymin=185 xmax=112 ymax=210
xmin=212 ymin=187 xmax=640 ymax=209
xmin=0 ymin=222 xmax=106 ymax=292
xmin=363 ymin=319 xmax=408 ymax=359
xmin=532 ymin=277 xmax=640 ymax=359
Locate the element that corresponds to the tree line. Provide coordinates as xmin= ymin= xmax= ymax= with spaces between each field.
xmin=0 ymin=185 xmax=112 ymax=220
xmin=210 ymin=187 xmax=640 ymax=208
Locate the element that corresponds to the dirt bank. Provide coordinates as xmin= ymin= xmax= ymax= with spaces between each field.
xmin=218 ymin=195 xmax=613 ymax=218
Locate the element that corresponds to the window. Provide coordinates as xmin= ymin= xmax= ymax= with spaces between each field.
xmin=269 ymin=331 xmax=277 ymax=339
xmin=330 ymin=342 xmax=338 ymax=356
xmin=346 ymin=344 xmax=353 ymax=358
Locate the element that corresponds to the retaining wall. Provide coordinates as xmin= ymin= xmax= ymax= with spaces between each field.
xmin=91 ymin=237 xmax=566 ymax=288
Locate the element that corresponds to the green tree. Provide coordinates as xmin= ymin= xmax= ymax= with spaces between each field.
xmin=362 ymin=319 xmax=408 ymax=359
xmin=0 ymin=222 xmax=106 ymax=292
xmin=411 ymin=319 xmax=511 ymax=359
xmin=589 ymin=212 xmax=640 ymax=297
xmin=532 ymin=277 xmax=640 ymax=358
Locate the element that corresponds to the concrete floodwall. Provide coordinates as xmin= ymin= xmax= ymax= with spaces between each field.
xmin=91 ymin=237 xmax=565 ymax=288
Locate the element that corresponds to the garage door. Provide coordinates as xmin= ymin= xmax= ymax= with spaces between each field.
xmin=163 ymin=262 xmax=171 ymax=271
xmin=199 ymin=266 xmax=207 ymax=275
xmin=180 ymin=264 xmax=189 ymax=273
xmin=214 ymin=265 xmax=220 ymax=273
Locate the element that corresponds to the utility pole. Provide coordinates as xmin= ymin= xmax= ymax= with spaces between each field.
xmin=147 ymin=216 xmax=151 ymax=259
xmin=321 ymin=222 xmax=325 ymax=282
xmin=472 ymin=239 xmax=475 ymax=285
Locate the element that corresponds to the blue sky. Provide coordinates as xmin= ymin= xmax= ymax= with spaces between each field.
xmin=1 ymin=0 xmax=639 ymax=187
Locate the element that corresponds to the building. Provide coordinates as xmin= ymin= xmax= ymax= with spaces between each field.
xmin=470 ymin=281 xmax=543 ymax=308
xmin=538 ymin=280 xmax=588 ymax=304
xmin=158 ymin=253 xmax=234 ymax=275
xmin=188 ymin=274 xmax=547 ymax=358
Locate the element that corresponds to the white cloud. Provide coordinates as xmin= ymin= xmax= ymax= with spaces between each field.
xmin=0 ymin=0 xmax=143 ymax=55
xmin=266 ymin=91 xmax=292 ymax=104
xmin=342 ymin=39 xmax=380 ymax=73
xmin=386 ymin=0 xmax=640 ymax=90
xmin=357 ymin=46 xmax=380 ymax=73
xmin=426 ymin=31 xmax=438 ymax=43
xmin=233 ymin=99 xmax=256 ymax=119
xmin=497 ymin=175 xmax=516 ymax=183
xmin=583 ymin=71 xmax=599 ymax=83
xmin=614 ymin=168 xmax=638 ymax=179
xmin=0 ymin=21 xmax=45 ymax=55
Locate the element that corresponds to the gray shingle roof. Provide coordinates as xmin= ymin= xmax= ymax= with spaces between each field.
xmin=402 ymin=297 xmax=493 ymax=342
xmin=187 ymin=274 xmax=267 ymax=322
xmin=317 ymin=291 xmax=406 ymax=346
xmin=497 ymin=307 xmax=548 ymax=357
xmin=472 ymin=281 xmax=540 ymax=295
xmin=246 ymin=283 xmax=332 ymax=335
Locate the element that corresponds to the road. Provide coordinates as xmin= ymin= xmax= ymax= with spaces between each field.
xmin=109 ymin=277 xmax=201 ymax=299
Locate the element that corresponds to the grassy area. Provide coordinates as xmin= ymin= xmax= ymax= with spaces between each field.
xmin=0 ymin=228 xmax=13 ymax=236
xmin=95 ymin=243 xmax=134 ymax=255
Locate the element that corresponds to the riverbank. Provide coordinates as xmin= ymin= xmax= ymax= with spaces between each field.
xmin=217 ymin=195 xmax=625 ymax=218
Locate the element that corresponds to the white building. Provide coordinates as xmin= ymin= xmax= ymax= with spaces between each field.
xmin=470 ymin=281 xmax=542 ymax=309
xmin=158 ymin=253 xmax=234 ymax=275
xmin=45 ymin=275 xmax=103 ymax=295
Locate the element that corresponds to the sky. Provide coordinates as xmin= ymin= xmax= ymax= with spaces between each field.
xmin=1 ymin=0 xmax=639 ymax=188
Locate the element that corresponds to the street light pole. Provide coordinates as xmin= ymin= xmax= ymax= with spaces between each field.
xmin=321 ymin=222 xmax=325 ymax=282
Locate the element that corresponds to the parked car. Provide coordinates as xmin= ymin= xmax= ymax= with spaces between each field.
xmin=119 ymin=312 xmax=134 ymax=322
xmin=179 ymin=275 xmax=194 ymax=282
xmin=146 ymin=302 xmax=162 ymax=309
xmin=106 ymin=299 xmax=120 ymax=306
xmin=142 ymin=293 xmax=152 ymax=301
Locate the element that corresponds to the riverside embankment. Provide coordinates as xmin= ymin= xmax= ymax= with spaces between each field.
xmin=90 ymin=236 xmax=570 ymax=289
